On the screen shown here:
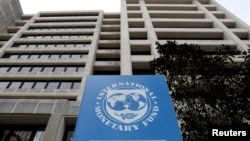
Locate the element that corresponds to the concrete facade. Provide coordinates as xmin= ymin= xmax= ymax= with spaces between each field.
xmin=0 ymin=0 xmax=249 ymax=140
xmin=0 ymin=0 xmax=23 ymax=33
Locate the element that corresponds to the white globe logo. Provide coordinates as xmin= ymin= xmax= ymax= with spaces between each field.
xmin=104 ymin=90 xmax=150 ymax=124
xmin=95 ymin=82 xmax=159 ymax=131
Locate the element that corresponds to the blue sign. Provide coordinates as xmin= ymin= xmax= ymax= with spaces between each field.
xmin=74 ymin=75 xmax=183 ymax=141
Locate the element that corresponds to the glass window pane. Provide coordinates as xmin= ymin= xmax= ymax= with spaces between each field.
xmin=62 ymin=126 xmax=75 ymax=141
xmin=34 ymin=82 xmax=47 ymax=89
xmin=56 ymin=44 xmax=65 ymax=48
xmin=0 ymin=82 xmax=9 ymax=89
xmin=65 ymin=67 xmax=76 ymax=72
xmin=75 ymin=44 xmax=84 ymax=47
xmin=46 ymin=82 xmax=59 ymax=89
xmin=77 ymin=67 xmax=85 ymax=72
xmin=27 ymin=36 xmax=35 ymax=39
xmin=47 ymin=44 xmax=55 ymax=48
xmin=44 ymin=36 xmax=51 ymax=39
xmin=62 ymin=35 xmax=69 ymax=38
xmin=79 ymin=35 xmax=86 ymax=38
xmin=43 ymin=67 xmax=54 ymax=72
xmin=30 ymin=55 xmax=40 ymax=59
xmin=19 ymin=44 xmax=27 ymax=48
xmin=8 ymin=82 xmax=22 ymax=89
xmin=50 ymin=55 xmax=60 ymax=59
xmin=8 ymin=67 xmax=20 ymax=73
xmin=81 ymin=54 xmax=88 ymax=58
xmin=1 ymin=126 xmax=46 ymax=141
xmin=19 ymin=55 xmax=29 ymax=59
xmin=60 ymin=55 xmax=70 ymax=59
xmin=33 ymin=131 xmax=45 ymax=141
xmin=84 ymin=44 xmax=90 ymax=47
xmin=21 ymin=82 xmax=34 ymax=89
xmin=40 ymin=55 xmax=50 ymax=59
xmin=38 ymin=36 xmax=43 ymax=38
xmin=14 ymin=131 xmax=32 ymax=141
xmin=65 ymin=44 xmax=74 ymax=48
xmin=71 ymin=55 xmax=81 ymax=59
xmin=72 ymin=82 xmax=80 ymax=89
xmin=27 ymin=44 xmax=36 ymax=49
xmin=54 ymin=67 xmax=65 ymax=72
xmin=31 ymin=67 xmax=42 ymax=72
xmin=37 ymin=44 xmax=46 ymax=48
xmin=53 ymin=36 xmax=60 ymax=39
xmin=0 ymin=67 xmax=9 ymax=72
xmin=20 ymin=67 xmax=31 ymax=72
xmin=10 ymin=55 xmax=19 ymax=59
xmin=70 ymin=35 xmax=78 ymax=38
xmin=64 ymin=131 xmax=74 ymax=141
xmin=59 ymin=82 xmax=72 ymax=89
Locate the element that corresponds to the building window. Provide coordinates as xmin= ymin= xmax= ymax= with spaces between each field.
xmin=72 ymin=82 xmax=81 ymax=89
xmin=20 ymin=67 xmax=32 ymax=73
xmin=8 ymin=67 xmax=20 ymax=73
xmin=62 ymin=125 xmax=75 ymax=141
xmin=0 ymin=81 xmax=81 ymax=89
xmin=12 ymin=43 xmax=91 ymax=49
xmin=9 ymin=55 xmax=19 ymax=59
xmin=33 ymin=82 xmax=47 ymax=89
xmin=54 ymin=67 xmax=65 ymax=72
xmin=0 ymin=67 xmax=9 ymax=72
xmin=0 ymin=66 xmax=85 ymax=73
xmin=8 ymin=82 xmax=22 ymax=89
xmin=39 ymin=13 xmax=99 ymax=17
xmin=21 ymin=82 xmax=35 ymax=89
xmin=31 ymin=67 xmax=43 ymax=72
xmin=0 ymin=82 xmax=9 ymax=89
xmin=0 ymin=125 xmax=45 ymax=141
xmin=21 ymin=34 xmax=93 ymax=39
xmin=43 ymin=67 xmax=54 ymax=72
xmin=40 ymin=55 xmax=50 ymax=59
xmin=2 ymin=53 xmax=88 ymax=59
xmin=34 ymin=19 xmax=97 ymax=23
xmin=46 ymin=82 xmax=59 ymax=89
xmin=59 ymin=82 xmax=72 ymax=89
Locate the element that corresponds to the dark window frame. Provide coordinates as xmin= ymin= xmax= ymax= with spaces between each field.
xmin=0 ymin=124 xmax=46 ymax=141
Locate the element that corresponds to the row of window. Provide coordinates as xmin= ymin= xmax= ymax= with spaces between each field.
xmin=13 ymin=43 xmax=91 ymax=48
xmin=0 ymin=81 xmax=81 ymax=89
xmin=34 ymin=20 xmax=97 ymax=23
xmin=2 ymin=53 xmax=88 ymax=59
xmin=0 ymin=124 xmax=74 ymax=141
xmin=0 ymin=125 xmax=45 ymax=141
xmin=0 ymin=66 xmax=84 ymax=73
xmin=21 ymin=34 xmax=93 ymax=39
xmin=28 ymin=27 xmax=94 ymax=31
xmin=40 ymin=13 xmax=99 ymax=17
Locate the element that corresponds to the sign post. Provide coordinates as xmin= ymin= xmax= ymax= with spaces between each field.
xmin=74 ymin=75 xmax=183 ymax=141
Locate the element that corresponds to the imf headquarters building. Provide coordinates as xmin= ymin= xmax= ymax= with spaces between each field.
xmin=0 ymin=0 xmax=249 ymax=140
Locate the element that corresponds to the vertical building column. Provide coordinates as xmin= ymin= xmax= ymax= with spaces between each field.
xmin=77 ymin=11 xmax=103 ymax=101
xmin=42 ymin=114 xmax=65 ymax=141
xmin=194 ymin=0 xmax=249 ymax=53
xmin=120 ymin=0 xmax=132 ymax=75
xmin=139 ymin=0 xmax=159 ymax=57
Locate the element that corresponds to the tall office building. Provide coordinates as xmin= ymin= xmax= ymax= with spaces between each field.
xmin=0 ymin=0 xmax=249 ymax=140
xmin=0 ymin=0 xmax=23 ymax=33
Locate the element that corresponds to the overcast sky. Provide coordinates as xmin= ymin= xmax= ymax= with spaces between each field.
xmin=19 ymin=0 xmax=250 ymax=25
